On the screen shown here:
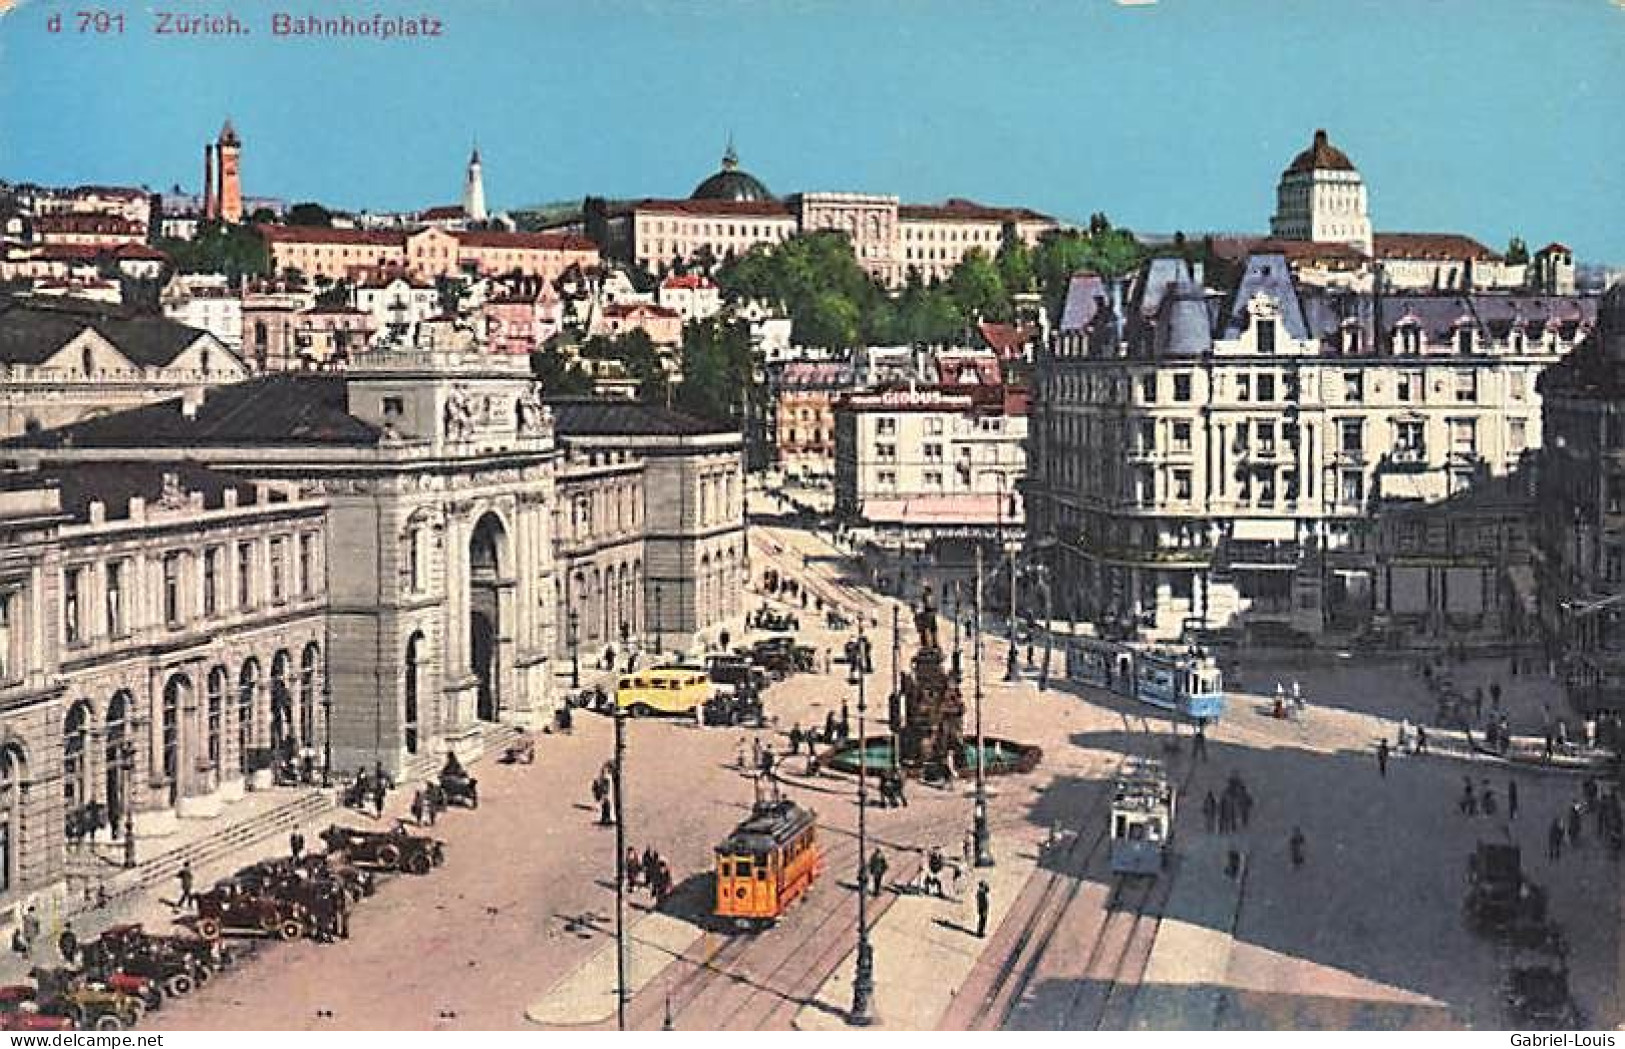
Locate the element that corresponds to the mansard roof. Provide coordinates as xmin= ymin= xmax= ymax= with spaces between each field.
xmin=546 ymin=397 xmax=735 ymax=438
xmin=4 ymin=374 xmax=382 ymax=450
xmin=1219 ymin=253 xmax=1309 ymax=341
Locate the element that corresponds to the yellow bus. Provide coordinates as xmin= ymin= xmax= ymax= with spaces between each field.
xmin=616 ymin=668 xmax=710 ymax=717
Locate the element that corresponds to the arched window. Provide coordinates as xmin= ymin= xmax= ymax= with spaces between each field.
xmin=270 ymin=650 xmax=293 ymax=762
xmin=206 ymin=666 xmax=227 ymax=773
xmin=63 ymin=701 xmax=91 ymax=819
xmin=104 ymin=692 xmax=128 ymax=831
xmin=237 ymin=660 xmax=259 ymax=776
xmin=162 ymin=674 xmax=189 ymax=806
xmin=0 ymin=745 xmax=25 ymax=893
xmin=299 ymin=643 xmax=319 ymax=748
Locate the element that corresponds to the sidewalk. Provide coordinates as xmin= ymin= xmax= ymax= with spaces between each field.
xmin=794 ymin=824 xmax=1042 ymax=1030
xmin=524 ymin=911 xmax=703 ymax=1027
xmin=1126 ymin=835 xmax=1247 ymax=1030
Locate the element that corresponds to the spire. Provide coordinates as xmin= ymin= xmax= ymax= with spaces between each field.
xmin=463 ymin=142 xmax=488 ymax=223
xmin=218 ymin=117 xmax=240 ymax=148
xmin=721 ymin=133 xmax=738 ymax=172
xmin=470 ymin=139 xmax=481 ymax=166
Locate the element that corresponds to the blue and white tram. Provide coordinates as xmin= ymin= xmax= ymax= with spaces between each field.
xmin=1062 ymin=636 xmax=1226 ymax=722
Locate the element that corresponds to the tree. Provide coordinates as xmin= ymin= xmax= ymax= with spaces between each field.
xmin=798 ymin=290 xmax=862 ymax=350
xmin=315 ymin=279 xmax=351 ymax=308
xmin=248 ymin=206 xmax=277 ymax=224
xmin=675 ymin=318 xmax=753 ymax=423
xmin=947 ymin=248 xmax=1010 ymax=323
xmin=529 ymin=347 xmax=594 ymax=396
xmin=285 ymin=202 xmax=333 ymax=227
xmin=1030 ymin=227 xmax=1147 ymax=323
xmin=154 ymin=221 xmax=270 ymax=285
xmin=1506 ymin=236 xmax=1530 ymax=266
xmin=996 ymin=226 xmax=1035 ymax=295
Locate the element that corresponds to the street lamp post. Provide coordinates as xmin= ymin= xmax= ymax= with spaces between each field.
xmin=973 ymin=546 xmax=994 ymax=868
xmin=653 ymin=584 xmax=664 ymax=658
xmin=848 ymin=630 xmax=876 ymax=1025
xmin=951 ymin=579 xmax=962 ymax=679
xmin=611 ymin=703 xmax=628 ymax=1031
xmin=568 ymin=607 xmax=581 ymax=690
xmin=120 ymin=739 xmax=136 ymax=869
xmin=999 ymin=484 xmax=1020 ymax=683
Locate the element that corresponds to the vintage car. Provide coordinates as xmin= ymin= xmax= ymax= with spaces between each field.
xmin=78 ymin=936 xmax=199 ymax=1000
xmin=29 ymin=970 xmax=145 ymax=1030
xmin=1467 ymin=842 xmax=1533 ymax=930
xmin=193 ymin=881 xmax=311 ymax=941
xmin=438 ymin=771 xmax=479 ymax=809
xmin=0 ymin=985 xmax=75 ymax=1030
xmin=320 ymin=824 xmax=445 ymax=875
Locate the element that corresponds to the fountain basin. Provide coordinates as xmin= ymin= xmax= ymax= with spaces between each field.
xmin=823 ymin=736 xmax=1041 ymax=778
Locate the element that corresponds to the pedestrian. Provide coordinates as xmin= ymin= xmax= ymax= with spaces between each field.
xmin=592 ymin=775 xmax=606 ymax=806
xmin=867 ymin=847 xmax=888 ymax=897
xmin=1568 ymin=802 xmax=1583 ymax=846
xmin=626 ymin=847 xmax=643 ymax=888
xmin=824 ymin=711 xmax=838 ymax=742
xmin=177 ymin=861 xmax=196 ymax=909
xmin=598 ymin=794 xmax=614 ymax=826
xmin=1481 ymin=782 xmax=1498 ymax=817
xmin=735 ymin=738 xmax=748 ymax=771
xmin=643 ymin=846 xmax=658 ymax=883
xmin=1508 ymin=778 xmax=1520 ymax=820
xmin=1194 ymin=723 xmax=1208 ymax=761
xmin=789 ymin=723 xmax=804 ymax=756
xmin=925 ymin=846 xmax=945 ymax=896
xmin=372 ymin=776 xmax=388 ymax=819
xmin=894 ymin=772 xmax=909 ymax=808
xmin=1473 ymin=687 xmax=1484 ymax=722
xmin=57 ymin=922 xmax=77 ymax=965
xmin=290 ymin=830 xmax=306 ymax=861
xmin=1203 ymin=791 xmax=1218 ymax=833
xmin=1545 ymin=730 xmax=1556 ymax=763
xmin=1587 ymin=715 xmax=1599 ymax=751
xmin=1218 ymin=793 xmax=1235 ymax=834
xmin=1490 ymin=681 xmax=1502 ymax=708
xmin=751 ymin=737 xmax=764 ymax=771
xmin=1377 ymin=738 xmax=1390 ymax=778
xmin=1289 ymin=827 xmax=1306 ymax=869
xmin=1460 ymin=777 xmax=1477 ymax=817
xmin=20 ymin=906 xmax=38 ymax=953
xmin=762 ymin=747 xmax=777 ymax=781
xmin=1549 ymin=818 xmax=1565 ymax=861
xmin=1237 ymin=786 xmax=1253 ymax=829
xmin=962 ymin=832 xmax=974 ymax=870
xmin=975 ymin=880 xmax=990 ymax=938
xmin=1416 ymin=725 xmax=1429 ymax=755
xmin=425 ymin=783 xmax=442 ymax=826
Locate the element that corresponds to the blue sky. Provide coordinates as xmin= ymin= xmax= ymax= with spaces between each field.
xmin=2 ymin=0 xmax=1623 ymax=260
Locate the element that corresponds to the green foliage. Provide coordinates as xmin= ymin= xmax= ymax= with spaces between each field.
xmin=947 ymin=248 xmax=1011 ymax=323
xmin=155 ymin=222 xmax=269 ymax=284
xmin=675 ymin=318 xmax=754 ymax=423
xmin=529 ymin=347 xmax=594 ymax=396
xmin=1030 ymin=225 xmax=1147 ymax=323
xmin=581 ymin=330 xmax=669 ymax=403
xmin=996 ymin=227 xmax=1035 ymax=295
xmin=314 ymin=280 xmax=351 ymax=308
xmin=285 ymin=202 xmax=334 ymax=227
xmin=1506 ymin=236 xmax=1529 ymax=266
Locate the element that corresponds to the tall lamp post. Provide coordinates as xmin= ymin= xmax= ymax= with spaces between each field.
xmin=653 ymin=584 xmax=664 ymax=658
xmin=999 ymin=484 xmax=1020 ymax=683
xmin=568 ymin=607 xmax=581 ymax=690
xmin=119 ymin=739 xmax=136 ymax=869
xmin=611 ymin=702 xmax=628 ymax=1031
xmin=848 ymin=630 xmax=876 ymax=1025
xmin=973 ymin=546 xmax=994 ymax=868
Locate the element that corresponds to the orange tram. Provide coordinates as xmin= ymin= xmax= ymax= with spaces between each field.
xmin=713 ymin=797 xmax=820 ymax=925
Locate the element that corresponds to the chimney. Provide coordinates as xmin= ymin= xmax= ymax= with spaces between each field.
xmin=181 ymin=386 xmax=205 ymax=419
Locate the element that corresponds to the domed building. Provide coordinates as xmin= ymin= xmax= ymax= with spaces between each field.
xmin=690 ymin=144 xmax=773 ymax=203
xmin=1269 ymin=129 xmax=1372 ymax=254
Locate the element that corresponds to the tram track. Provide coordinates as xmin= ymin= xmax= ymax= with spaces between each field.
xmin=947 ymin=754 xmax=1196 ymax=1031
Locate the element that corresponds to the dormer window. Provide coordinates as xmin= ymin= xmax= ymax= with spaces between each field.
xmin=1455 ymin=324 xmax=1474 ymax=355
xmin=1256 ymin=318 xmax=1276 ymax=354
xmin=1396 ymin=320 xmax=1421 ymax=355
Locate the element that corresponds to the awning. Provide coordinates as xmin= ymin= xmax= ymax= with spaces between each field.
xmin=1230 ymin=519 xmax=1296 ymax=541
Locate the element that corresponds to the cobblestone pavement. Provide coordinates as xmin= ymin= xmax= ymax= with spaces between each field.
xmin=113 ymin=515 xmax=1619 ymax=1029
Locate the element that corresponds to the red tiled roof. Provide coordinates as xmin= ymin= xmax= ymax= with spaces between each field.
xmin=1374 ymin=232 xmax=1500 ymax=262
xmin=64 ymin=185 xmax=149 ymax=201
xmin=899 ymin=198 xmax=1055 ymax=225
xmin=661 ymin=274 xmax=715 ymax=289
xmin=257 ymin=224 xmax=406 ymax=246
xmin=36 ymin=214 xmax=144 ymax=234
xmin=1284 ymin=129 xmax=1357 ymax=175
xmin=35 ymin=244 xmax=105 ymax=261
xmin=1209 ymin=236 xmax=1369 ymax=264
xmin=1539 ymin=242 xmax=1572 ymax=255
xmin=454 ymin=230 xmax=599 ymax=252
xmin=977 ymin=320 xmax=1038 ymax=354
xmin=110 ymin=243 xmax=169 ymax=261
xmin=418 ymin=205 xmax=466 ymax=221
xmin=605 ymin=302 xmax=680 ymax=319
xmin=623 ymin=198 xmax=794 ymax=219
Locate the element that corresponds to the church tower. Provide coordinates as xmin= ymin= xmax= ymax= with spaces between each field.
xmin=1270 ymin=129 xmax=1371 ymax=254
xmin=462 ymin=145 xmax=487 ymax=223
xmin=215 ymin=119 xmax=243 ymax=224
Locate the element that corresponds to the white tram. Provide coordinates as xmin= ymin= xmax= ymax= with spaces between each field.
xmin=1110 ymin=756 xmax=1175 ymax=875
